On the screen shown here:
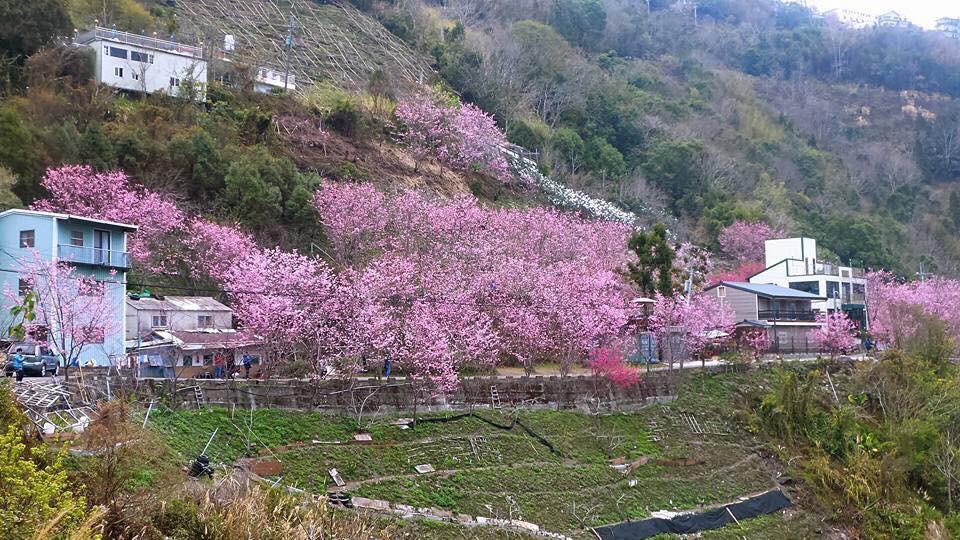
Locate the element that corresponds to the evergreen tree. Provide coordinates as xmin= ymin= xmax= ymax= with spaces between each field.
xmin=626 ymin=223 xmax=676 ymax=297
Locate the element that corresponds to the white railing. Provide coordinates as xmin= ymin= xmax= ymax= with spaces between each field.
xmin=256 ymin=68 xmax=295 ymax=89
xmin=83 ymin=27 xmax=203 ymax=57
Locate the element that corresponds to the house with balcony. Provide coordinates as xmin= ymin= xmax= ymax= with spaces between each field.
xmin=0 ymin=209 xmax=135 ymax=366
xmin=125 ymin=295 xmax=263 ymax=378
xmin=748 ymin=238 xmax=868 ymax=329
xmin=74 ymin=26 xmax=207 ymax=99
xmin=705 ymin=281 xmax=825 ymax=353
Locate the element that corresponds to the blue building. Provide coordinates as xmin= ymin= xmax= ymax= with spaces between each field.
xmin=0 ymin=209 xmax=136 ymax=367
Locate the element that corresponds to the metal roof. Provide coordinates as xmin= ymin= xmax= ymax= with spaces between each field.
xmin=708 ymin=281 xmax=826 ymax=300
xmin=126 ymin=296 xmax=231 ymax=312
xmin=0 ymin=209 xmax=138 ymax=232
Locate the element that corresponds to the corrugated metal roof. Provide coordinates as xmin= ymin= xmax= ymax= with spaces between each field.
xmin=126 ymin=296 xmax=231 ymax=312
xmin=710 ymin=281 xmax=825 ymax=300
xmin=165 ymin=296 xmax=231 ymax=311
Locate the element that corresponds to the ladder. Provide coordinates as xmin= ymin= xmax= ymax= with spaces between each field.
xmin=194 ymin=386 xmax=204 ymax=408
xmin=490 ymin=385 xmax=501 ymax=410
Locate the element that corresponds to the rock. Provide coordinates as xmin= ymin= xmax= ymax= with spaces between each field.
xmin=354 ymin=433 xmax=372 ymax=441
xmin=456 ymin=513 xmax=474 ymax=525
xmin=510 ymin=520 xmax=540 ymax=532
xmin=414 ymin=463 xmax=435 ymax=474
xmin=352 ymin=497 xmax=390 ymax=511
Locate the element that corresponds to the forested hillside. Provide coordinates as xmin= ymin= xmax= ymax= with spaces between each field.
xmin=5 ymin=0 xmax=960 ymax=276
xmin=351 ymin=0 xmax=960 ymax=275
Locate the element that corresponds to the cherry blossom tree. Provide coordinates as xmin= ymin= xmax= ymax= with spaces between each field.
xmin=867 ymin=271 xmax=960 ymax=350
xmin=589 ymin=347 xmax=640 ymax=389
xmin=394 ymin=90 xmax=511 ymax=181
xmin=314 ymin=182 xmax=633 ymax=380
xmin=648 ymin=292 xmax=735 ymax=370
xmin=812 ymin=311 xmax=859 ymax=359
xmin=5 ymin=251 xmax=121 ymax=380
xmin=32 ymin=166 xmax=186 ymax=272
xmin=740 ymin=329 xmax=770 ymax=362
xmin=718 ymin=220 xmax=782 ymax=265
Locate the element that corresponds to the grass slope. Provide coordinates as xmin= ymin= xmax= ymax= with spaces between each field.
xmin=147 ymin=369 xmax=826 ymax=538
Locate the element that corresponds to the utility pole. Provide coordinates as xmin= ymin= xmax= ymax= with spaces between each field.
xmin=283 ymin=14 xmax=295 ymax=92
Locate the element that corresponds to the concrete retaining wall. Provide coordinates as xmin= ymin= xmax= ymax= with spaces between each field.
xmin=73 ymin=365 xmax=748 ymax=413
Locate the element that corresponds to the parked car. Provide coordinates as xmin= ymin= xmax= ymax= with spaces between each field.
xmin=3 ymin=343 xmax=59 ymax=377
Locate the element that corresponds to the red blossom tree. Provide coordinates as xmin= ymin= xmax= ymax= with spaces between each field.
xmin=589 ymin=347 xmax=640 ymax=389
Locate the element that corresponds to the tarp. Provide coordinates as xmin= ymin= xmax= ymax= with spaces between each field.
xmin=593 ymin=489 xmax=792 ymax=540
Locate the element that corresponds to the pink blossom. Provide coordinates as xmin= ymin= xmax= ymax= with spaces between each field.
xmin=647 ymin=292 xmax=736 ymax=362
xmin=812 ymin=311 xmax=859 ymax=358
xmin=740 ymin=329 xmax=770 ymax=361
xmin=5 ymin=250 xmax=121 ymax=377
xmin=32 ymin=166 xmax=186 ymax=270
xmin=394 ymin=91 xmax=512 ymax=182
xmin=718 ymin=221 xmax=782 ymax=265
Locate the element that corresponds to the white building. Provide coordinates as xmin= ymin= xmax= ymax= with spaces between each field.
xmin=75 ymin=27 xmax=207 ymax=99
xmin=822 ymin=8 xmax=875 ymax=29
xmin=876 ymin=11 xmax=909 ymax=28
xmin=125 ymin=295 xmax=233 ymax=341
xmin=748 ymin=238 xmax=868 ymax=329
xmin=255 ymin=67 xmax=296 ymax=94
xmin=938 ymin=18 xmax=960 ymax=39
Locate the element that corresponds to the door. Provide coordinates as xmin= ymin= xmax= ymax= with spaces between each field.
xmin=94 ymin=229 xmax=111 ymax=265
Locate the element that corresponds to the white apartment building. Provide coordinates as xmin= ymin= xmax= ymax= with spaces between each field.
xmin=75 ymin=27 xmax=207 ymax=99
xmin=822 ymin=8 xmax=875 ymax=29
xmin=876 ymin=11 xmax=909 ymax=28
xmin=938 ymin=18 xmax=960 ymax=39
xmin=748 ymin=238 xmax=868 ymax=329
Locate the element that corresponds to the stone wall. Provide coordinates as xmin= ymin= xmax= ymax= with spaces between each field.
xmin=72 ymin=366 xmax=746 ymax=413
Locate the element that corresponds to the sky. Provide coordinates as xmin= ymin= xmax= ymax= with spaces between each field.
xmin=808 ymin=0 xmax=957 ymax=29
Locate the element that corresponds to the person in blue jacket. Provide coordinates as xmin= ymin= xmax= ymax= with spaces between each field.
xmin=10 ymin=349 xmax=24 ymax=382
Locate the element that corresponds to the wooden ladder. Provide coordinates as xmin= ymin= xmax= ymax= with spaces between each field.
xmin=490 ymin=385 xmax=502 ymax=410
xmin=194 ymin=386 xmax=205 ymax=408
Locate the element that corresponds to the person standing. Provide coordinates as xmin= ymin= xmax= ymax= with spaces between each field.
xmin=242 ymin=354 xmax=253 ymax=379
xmin=11 ymin=349 xmax=24 ymax=382
xmin=213 ymin=352 xmax=224 ymax=379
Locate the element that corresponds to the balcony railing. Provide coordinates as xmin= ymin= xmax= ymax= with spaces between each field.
xmin=58 ymin=245 xmax=131 ymax=269
xmin=78 ymin=27 xmax=204 ymax=57
xmin=758 ymin=309 xmax=817 ymax=322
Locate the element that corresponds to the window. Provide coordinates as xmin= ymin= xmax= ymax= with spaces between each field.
xmin=130 ymin=51 xmax=154 ymax=63
xmin=182 ymin=355 xmax=192 ymax=367
xmin=198 ymin=315 xmax=213 ymax=328
xmin=716 ymin=286 xmax=726 ymax=298
xmin=70 ymin=230 xmax=84 ymax=247
xmin=789 ymin=281 xmax=820 ymax=295
xmin=169 ymin=77 xmax=181 ymax=88
xmin=19 ymin=230 xmax=34 ymax=248
xmin=108 ymin=46 xmax=128 ymax=59
xmin=203 ymin=354 xmax=213 ymax=366
xmin=826 ymin=281 xmax=841 ymax=299
xmin=18 ymin=278 xmax=30 ymax=297
xmin=853 ymin=283 xmax=866 ymax=294
xmin=114 ymin=67 xmax=124 ymax=78
xmin=152 ymin=315 xmax=168 ymax=328
xmin=132 ymin=72 xmax=140 ymax=81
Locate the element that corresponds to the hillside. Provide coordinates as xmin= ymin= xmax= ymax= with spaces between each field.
xmin=177 ymin=0 xmax=432 ymax=93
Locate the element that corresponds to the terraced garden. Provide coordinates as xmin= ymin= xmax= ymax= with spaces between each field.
xmin=147 ymin=370 xmax=826 ymax=538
